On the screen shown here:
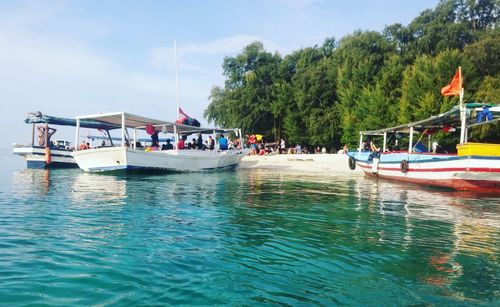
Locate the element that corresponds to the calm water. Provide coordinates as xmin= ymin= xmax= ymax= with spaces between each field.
xmin=0 ymin=150 xmax=499 ymax=306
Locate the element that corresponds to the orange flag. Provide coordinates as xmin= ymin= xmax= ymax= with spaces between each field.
xmin=441 ymin=70 xmax=462 ymax=96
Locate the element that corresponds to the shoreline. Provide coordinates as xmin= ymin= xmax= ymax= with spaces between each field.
xmin=239 ymin=153 xmax=363 ymax=176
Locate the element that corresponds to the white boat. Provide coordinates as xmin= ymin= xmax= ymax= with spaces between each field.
xmin=347 ymin=103 xmax=500 ymax=194
xmin=13 ymin=112 xmax=120 ymax=169
xmin=71 ymin=112 xmax=249 ymax=172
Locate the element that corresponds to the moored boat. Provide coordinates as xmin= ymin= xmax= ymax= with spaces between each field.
xmin=71 ymin=112 xmax=249 ymax=172
xmin=347 ymin=103 xmax=500 ymax=193
xmin=13 ymin=112 xmax=120 ymax=168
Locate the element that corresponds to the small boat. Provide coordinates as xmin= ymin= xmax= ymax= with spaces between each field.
xmin=13 ymin=112 xmax=120 ymax=168
xmin=71 ymin=112 xmax=249 ymax=172
xmin=347 ymin=103 xmax=500 ymax=194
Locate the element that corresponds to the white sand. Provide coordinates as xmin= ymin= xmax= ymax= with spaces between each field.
xmin=239 ymin=154 xmax=363 ymax=176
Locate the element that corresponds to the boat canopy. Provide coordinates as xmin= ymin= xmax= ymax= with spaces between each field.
xmin=361 ymin=103 xmax=499 ymax=136
xmin=75 ymin=111 xmax=240 ymax=135
xmin=25 ymin=112 xmax=120 ymax=131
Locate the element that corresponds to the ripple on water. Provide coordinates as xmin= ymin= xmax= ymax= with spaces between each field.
xmin=0 ymin=161 xmax=499 ymax=305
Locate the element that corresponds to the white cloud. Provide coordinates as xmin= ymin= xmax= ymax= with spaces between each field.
xmin=276 ymin=0 xmax=321 ymax=9
xmin=150 ymin=34 xmax=286 ymax=70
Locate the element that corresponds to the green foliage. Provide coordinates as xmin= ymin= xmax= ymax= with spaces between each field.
xmin=205 ymin=0 xmax=500 ymax=148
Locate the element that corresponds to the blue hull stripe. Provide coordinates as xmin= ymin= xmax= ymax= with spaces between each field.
xmin=88 ymin=163 xmax=238 ymax=172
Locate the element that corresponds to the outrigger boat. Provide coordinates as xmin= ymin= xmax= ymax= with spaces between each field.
xmin=347 ymin=103 xmax=500 ymax=193
xmin=13 ymin=112 xmax=120 ymax=168
xmin=71 ymin=112 xmax=249 ymax=172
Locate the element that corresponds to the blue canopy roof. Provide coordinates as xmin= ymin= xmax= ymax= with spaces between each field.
xmin=24 ymin=112 xmax=120 ymax=130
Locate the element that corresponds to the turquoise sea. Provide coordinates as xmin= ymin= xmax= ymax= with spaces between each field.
xmin=0 ymin=149 xmax=499 ymax=306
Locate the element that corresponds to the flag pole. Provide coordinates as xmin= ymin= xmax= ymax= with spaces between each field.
xmin=174 ymin=40 xmax=180 ymax=120
xmin=459 ymin=66 xmax=466 ymax=144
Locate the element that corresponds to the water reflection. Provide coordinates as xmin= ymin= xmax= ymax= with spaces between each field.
xmin=235 ymin=170 xmax=499 ymax=299
xmin=71 ymin=173 xmax=127 ymax=205
xmin=3 ymin=166 xmax=499 ymax=304
xmin=11 ymin=169 xmax=53 ymax=196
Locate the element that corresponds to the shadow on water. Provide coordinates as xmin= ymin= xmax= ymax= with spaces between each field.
xmin=3 ymin=166 xmax=500 ymax=305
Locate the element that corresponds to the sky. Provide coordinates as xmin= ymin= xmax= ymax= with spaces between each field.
xmin=1 ymin=0 xmax=439 ymax=148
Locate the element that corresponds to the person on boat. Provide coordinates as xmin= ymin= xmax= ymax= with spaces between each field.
xmin=37 ymin=126 xmax=57 ymax=147
xmin=165 ymin=139 xmax=174 ymax=150
xmin=189 ymin=138 xmax=197 ymax=149
xmin=369 ymin=139 xmax=381 ymax=157
xmin=78 ymin=141 xmax=89 ymax=150
xmin=233 ymin=137 xmax=241 ymax=149
xmin=219 ymin=134 xmax=228 ymax=150
xmin=151 ymin=130 xmax=159 ymax=148
xmin=208 ymin=136 xmax=215 ymax=150
xmin=197 ymin=133 xmax=204 ymax=150
xmin=177 ymin=135 xmax=186 ymax=150
xmin=432 ymin=141 xmax=440 ymax=153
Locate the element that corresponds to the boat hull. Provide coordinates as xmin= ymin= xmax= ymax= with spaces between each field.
xmin=13 ymin=146 xmax=77 ymax=169
xmin=72 ymin=147 xmax=249 ymax=172
xmin=350 ymin=152 xmax=500 ymax=194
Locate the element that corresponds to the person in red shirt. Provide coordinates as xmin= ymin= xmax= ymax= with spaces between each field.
xmin=177 ymin=135 xmax=186 ymax=149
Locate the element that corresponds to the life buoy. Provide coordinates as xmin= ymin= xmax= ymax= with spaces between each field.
xmin=400 ymin=159 xmax=409 ymax=173
xmin=348 ymin=156 xmax=356 ymax=170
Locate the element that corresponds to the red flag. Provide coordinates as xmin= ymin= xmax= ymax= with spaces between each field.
xmin=441 ymin=70 xmax=462 ymax=96
xmin=179 ymin=107 xmax=190 ymax=118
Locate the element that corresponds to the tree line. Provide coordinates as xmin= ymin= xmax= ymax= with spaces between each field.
xmin=204 ymin=0 xmax=499 ymax=150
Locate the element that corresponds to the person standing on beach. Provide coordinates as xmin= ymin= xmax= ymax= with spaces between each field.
xmin=280 ymin=138 xmax=285 ymax=154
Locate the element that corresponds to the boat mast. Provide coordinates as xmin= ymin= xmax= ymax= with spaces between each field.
xmin=173 ymin=40 xmax=180 ymax=146
xmin=174 ymin=40 xmax=180 ymax=120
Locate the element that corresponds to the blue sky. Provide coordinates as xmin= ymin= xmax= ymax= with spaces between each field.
xmin=1 ymin=0 xmax=439 ymax=147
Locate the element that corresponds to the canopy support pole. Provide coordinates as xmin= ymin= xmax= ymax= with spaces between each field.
xmin=133 ymin=129 xmax=137 ymax=149
xmin=174 ymin=126 xmax=178 ymax=151
xmin=106 ymin=130 xmax=114 ymax=147
xmin=409 ymin=127 xmax=414 ymax=153
xmin=121 ymin=113 xmax=125 ymax=147
xmin=74 ymin=119 xmax=80 ymax=151
xmin=358 ymin=133 xmax=363 ymax=159
xmin=459 ymin=67 xmax=466 ymax=144
xmin=383 ymin=132 xmax=387 ymax=152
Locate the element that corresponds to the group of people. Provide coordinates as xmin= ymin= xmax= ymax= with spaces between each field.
xmin=246 ymin=134 xmax=349 ymax=156
xmin=143 ymin=131 xmax=240 ymax=152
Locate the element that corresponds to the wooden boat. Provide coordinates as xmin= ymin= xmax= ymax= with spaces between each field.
xmin=13 ymin=112 xmax=120 ymax=168
xmin=71 ymin=112 xmax=249 ymax=172
xmin=348 ymin=103 xmax=500 ymax=194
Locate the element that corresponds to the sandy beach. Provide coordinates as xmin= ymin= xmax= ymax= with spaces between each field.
xmin=240 ymin=154 xmax=363 ymax=175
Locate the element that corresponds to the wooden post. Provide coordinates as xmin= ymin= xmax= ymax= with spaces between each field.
xmin=31 ymin=123 xmax=35 ymax=146
xmin=45 ymin=123 xmax=49 ymax=148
